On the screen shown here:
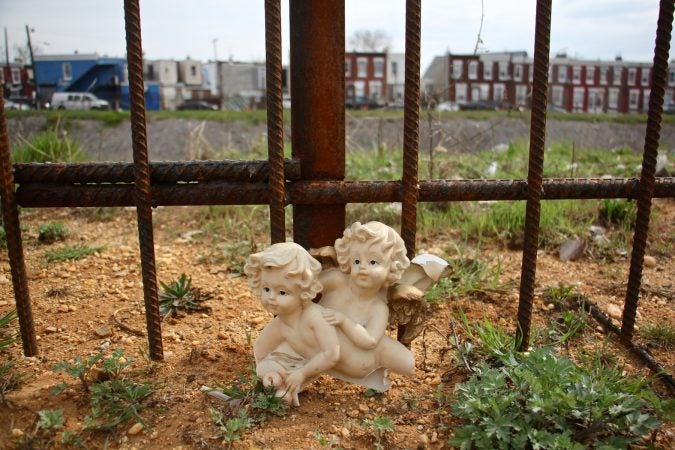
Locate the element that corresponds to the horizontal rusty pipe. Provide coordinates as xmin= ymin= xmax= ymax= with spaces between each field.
xmin=13 ymin=159 xmax=301 ymax=184
xmin=16 ymin=177 xmax=675 ymax=207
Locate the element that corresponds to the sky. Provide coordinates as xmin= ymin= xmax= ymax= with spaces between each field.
xmin=1 ymin=0 xmax=671 ymax=71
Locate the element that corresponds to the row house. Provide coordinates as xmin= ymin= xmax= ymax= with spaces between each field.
xmin=1 ymin=61 xmax=35 ymax=105
xmin=144 ymin=59 xmax=205 ymax=110
xmin=345 ymin=52 xmax=387 ymax=106
xmin=217 ymin=61 xmax=267 ymax=110
xmin=424 ymin=51 xmax=675 ymax=114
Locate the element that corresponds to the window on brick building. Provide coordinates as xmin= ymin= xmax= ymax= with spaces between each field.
xmin=513 ymin=64 xmax=522 ymax=81
xmin=641 ymin=68 xmax=650 ymax=86
xmin=357 ymin=58 xmax=367 ymax=77
xmin=628 ymin=68 xmax=636 ymax=85
xmin=345 ymin=59 xmax=351 ymax=76
xmin=586 ymin=67 xmax=595 ymax=84
xmin=452 ymin=60 xmax=463 ymax=79
xmin=613 ymin=66 xmax=622 ymax=85
xmin=374 ymin=58 xmax=384 ymax=78
xmin=558 ymin=66 xmax=567 ymax=83
xmin=468 ymin=61 xmax=478 ymax=80
xmin=608 ymin=88 xmax=619 ymax=109
xmin=11 ymin=68 xmax=21 ymax=84
xmin=572 ymin=66 xmax=581 ymax=84
xmin=483 ymin=63 xmax=492 ymax=80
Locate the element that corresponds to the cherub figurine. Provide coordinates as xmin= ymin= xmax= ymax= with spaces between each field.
xmin=317 ymin=221 xmax=415 ymax=390
xmin=246 ymin=238 xmax=418 ymax=404
xmin=245 ymin=242 xmax=339 ymax=405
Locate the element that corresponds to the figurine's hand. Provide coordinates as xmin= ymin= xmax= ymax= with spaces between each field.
xmin=321 ymin=308 xmax=344 ymax=326
xmin=262 ymin=371 xmax=285 ymax=388
xmin=284 ymin=370 xmax=305 ymax=395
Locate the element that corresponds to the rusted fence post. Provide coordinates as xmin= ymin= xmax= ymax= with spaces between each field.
xmin=621 ymin=0 xmax=673 ymax=341
xmin=124 ymin=0 xmax=163 ymax=361
xmin=401 ymin=0 xmax=421 ymax=260
xmin=0 ymin=97 xmax=37 ymax=356
xmin=265 ymin=0 xmax=286 ymax=244
xmin=289 ymin=0 xmax=346 ymax=248
xmin=516 ymin=0 xmax=552 ymax=352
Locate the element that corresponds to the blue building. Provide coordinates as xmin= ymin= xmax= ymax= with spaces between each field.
xmin=33 ymin=53 xmax=159 ymax=110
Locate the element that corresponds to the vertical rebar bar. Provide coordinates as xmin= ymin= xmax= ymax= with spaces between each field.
xmin=265 ymin=0 xmax=286 ymax=244
xmin=124 ymin=0 xmax=163 ymax=360
xmin=0 ymin=97 xmax=37 ymax=356
xmin=621 ymin=0 xmax=673 ymax=341
xmin=516 ymin=0 xmax=552 ymax=352
xmin=290 ymin=0 xmax=346 ymax=249
xmin=401 ymin=0 xmax=421 ymax=260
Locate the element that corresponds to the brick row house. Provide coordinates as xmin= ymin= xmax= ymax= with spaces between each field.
xmin=1 ymin=62 xmax=36 ymax=106
xmin=345 ymin=52 xmax=388 ymax=107
xmin=424 ymin=51 xmax=675 ymax=114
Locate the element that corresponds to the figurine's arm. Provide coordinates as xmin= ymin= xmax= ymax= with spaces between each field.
xmin=284 ymin=310 xmax=340 ymax=394
xmin=253 ymin=319 xmax=285 ymax=363
xmin=322 ymin=301 xmax=388 ymax=350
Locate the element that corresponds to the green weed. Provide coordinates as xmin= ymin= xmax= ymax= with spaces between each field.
xmin=426 ymin=256 xmax=512 ymax=304
xmin=449 ymin=347 xmax=663 ymax=449
xmin=53 ymin=349 xmax=154 ymax=432
xmin=13 ymin=128 xmax=87 ymax=163
xmin=37 ymin=408 xmax=66 ymax=430
xmin=599 ymin=199 xmax=635 ymax=228
xmin=158 ymin=273 xmax=211 ymax=319
xmin=640 ymin=321 xmax=675 ymax=350
xmin=362 ymin=415 xmax=395 ymax=450
xmin=0 ymin=309 xmax=23 ymax=404
xmin=38 ymin=221 xmax=69 ymax=244
xmin=210 ymin=408 xmax=253 ymax=448
xmin=45 ymin=244 xmax=103 ymax=262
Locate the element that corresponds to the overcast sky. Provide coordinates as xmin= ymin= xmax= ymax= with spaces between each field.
xmin=1 ymin=0 xmax=671 ymax=70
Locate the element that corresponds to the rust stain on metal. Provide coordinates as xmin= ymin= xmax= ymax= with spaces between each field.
xmin=0 ymin=96 xmax=38 ymax=356
xmin=621 ymin=0 xmax=673 ymax=342
xmin=516 ymin=0 xmax=552 ymax=352
xmin=124 ymin=0 xmax=163 ymax=361
xmin=290 ymin=0 xmax=346 ymax=249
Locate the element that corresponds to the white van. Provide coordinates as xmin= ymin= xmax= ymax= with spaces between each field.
xmin=50 ymin=92 xmax=110 ymax=110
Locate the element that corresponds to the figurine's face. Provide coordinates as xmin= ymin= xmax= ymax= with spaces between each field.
xmin=349 ymin=241 xmax=391 ymax=290
xmin=260 ymin=267 xmax=302 ymax=316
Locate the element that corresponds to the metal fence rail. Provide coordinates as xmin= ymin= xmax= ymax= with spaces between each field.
xmin=0 ymin=0 xmax=673 ymax=388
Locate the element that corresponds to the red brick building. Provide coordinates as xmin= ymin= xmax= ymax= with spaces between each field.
xmin=1 ymin=62 xmax=36 ymax=105
xmin=423 ymin=51 xmax=675 ymax=114
xmin=345 ymin=52 xmax=387 ymax=107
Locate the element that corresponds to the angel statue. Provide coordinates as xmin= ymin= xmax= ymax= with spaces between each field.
xmin=244 ymin=222 xmax=449 ymax=405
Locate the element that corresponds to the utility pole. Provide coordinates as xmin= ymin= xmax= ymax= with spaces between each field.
xmin=3 ymin=28 xmax=9 ymax=101
xmin=25 ymin=25 xmax=40 ymax=109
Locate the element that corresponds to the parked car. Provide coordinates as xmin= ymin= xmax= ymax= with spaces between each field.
xmin=51 ymin=92 xmax=109 ymax=110
xmin=4 ymin=99 xmax=32 ymax=110
xmin=345 ymin=96 xmax=381 ymax=110
xmin=436 ymin=101 xmax=459 ymax=112
xmin=177 ymin=100 xmax=218 ymax=110
xmin=459 ymin=100 xmax=499 ymax=111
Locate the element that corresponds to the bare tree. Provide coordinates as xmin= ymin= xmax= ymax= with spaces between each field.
xmin=348 ymin=30 xmax=391 ymax=52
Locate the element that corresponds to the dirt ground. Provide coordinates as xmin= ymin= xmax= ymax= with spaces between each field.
xmin=0 ymin=199 xmax=673 ymax=449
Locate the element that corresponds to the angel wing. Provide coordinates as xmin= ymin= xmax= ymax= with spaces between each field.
xmin=309 ymin=246 xmax=338 ymax=270
xmin=388 ymin=254 xmax=451 ymax=345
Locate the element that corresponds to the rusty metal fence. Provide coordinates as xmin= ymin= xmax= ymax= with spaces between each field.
xmin=1 ymin=0 xmax=674 ymax=386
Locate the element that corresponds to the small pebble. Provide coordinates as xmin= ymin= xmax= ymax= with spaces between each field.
xmin=127 ymin=422 xmax=144 ymax=435
xmin=643 ymin=255 xmax=657 ymax=268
